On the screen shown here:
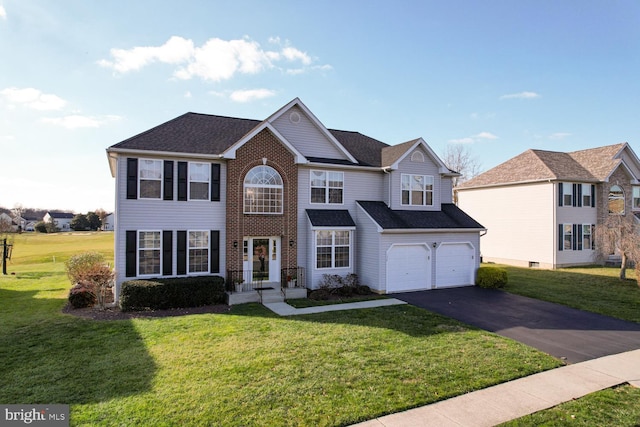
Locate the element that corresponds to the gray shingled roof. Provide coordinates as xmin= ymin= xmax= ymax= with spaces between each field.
xmin=357 ymin=201 xmax=484 ymax=230
xmin=381 ymin=139 xmax=419 ymax=167
xmin=458 ymin=143 xmax=627 ymax=189
xmin=306 ymin=209 xmax=356 ymax=227
xmin=109 ymin=112 xmax=394 ymax=167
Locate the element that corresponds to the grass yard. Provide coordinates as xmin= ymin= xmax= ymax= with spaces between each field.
xmin=499 ymin=264 xmax=640 ymax=323
xmin=0 ymin=232 xmax=563 ymax=426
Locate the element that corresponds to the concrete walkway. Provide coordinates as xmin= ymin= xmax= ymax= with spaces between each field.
xmin=262 ymin=298 xmax=407 ymax=316
xmin=353 ymin=349 xmax=640 ymax=427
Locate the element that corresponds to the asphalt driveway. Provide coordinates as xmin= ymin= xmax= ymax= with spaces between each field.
xmin=393 ymin=287 xmax=640 ymax=364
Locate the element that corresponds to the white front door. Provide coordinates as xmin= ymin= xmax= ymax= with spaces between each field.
xmin=243 ymin=237 xmax=281 ymax=284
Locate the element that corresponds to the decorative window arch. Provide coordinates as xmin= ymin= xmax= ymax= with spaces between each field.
xmin=410 ymin=151 xmax=425 ymax=162
xmin=608 ymin=185 xmax=625 ymax=215
xmin=244 ymin=165 xmax=283 ymax=214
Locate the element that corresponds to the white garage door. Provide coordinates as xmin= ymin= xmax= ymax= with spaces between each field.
xmin=386 ymin=244 xmax=431 ymax=293
xmin=435 ymin=242 xmax=475 ymax=288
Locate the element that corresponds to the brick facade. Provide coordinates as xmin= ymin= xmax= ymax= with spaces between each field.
xmin=225 ymin=128 xmax=298 ymax=273
xmin=596 ymin=167 xmax=634 ymax=225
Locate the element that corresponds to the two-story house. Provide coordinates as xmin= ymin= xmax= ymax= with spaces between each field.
xmin=456 ymin=143 xmax=640 ymax=269
xmin=106 ymin=98 xmax=484 ymax=302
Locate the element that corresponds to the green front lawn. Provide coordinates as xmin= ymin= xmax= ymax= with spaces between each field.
xmin=499 ymin=265 xmax=640 ymax=323
xmin=0 ymin=233 xmax=562 ymax=426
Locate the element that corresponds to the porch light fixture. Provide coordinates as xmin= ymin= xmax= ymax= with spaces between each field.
xmin=289 ymin=240 xmax=294 ymax=247
xmin=432 ymin=242 xmax=437 ymax=248
xmin=233 ymin=241 xmax=238 ymax=248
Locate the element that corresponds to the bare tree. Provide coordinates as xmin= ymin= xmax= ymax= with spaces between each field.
xmin=442 ymin=144 xmax=483 ymax=188
xmin=595 ymin=214 xmax=640 ymax=283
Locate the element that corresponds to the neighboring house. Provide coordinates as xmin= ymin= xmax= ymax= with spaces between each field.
xmin=0 ymin=213 xmax=15 ymax=232
xmin=456 ymin=143 xmax=640 ymax=269
xmin=102 ymin=213 xmax=114 ymax=231
xmin=106 ymin=98 xmax=485 ymax=302
xmin=43 ymin=211 xmax=74 ymax=231
xmin=14 ymin=215 xmax=39 ymax=232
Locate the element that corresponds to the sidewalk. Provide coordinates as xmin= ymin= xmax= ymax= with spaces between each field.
xmin=352 ymin=349 xmax=640 ymax=427
xmin=262 ymin=298 xmax=407 ymax=316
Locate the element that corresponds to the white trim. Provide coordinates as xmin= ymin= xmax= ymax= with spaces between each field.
xmin=401 ymin=173 xmax=434 ymax=207
xmin=314 ymin=229 xmax=352 ymax=270
xmin=309 ymin=170 xmax=345 ymax=205
xmin=187 ymin=230 xmax=210 ymax=274
xmin=222 ymin=121 xmax=307 ymax=163
xmin=187 ymin=162 xmax=211 ymax=201
xmin=389 ymin=138 xmax=450 ymax=173
xmin=137 ymin=230 xmax=162 ymax=277
xmin=138 ymin=158 xmax=163 ymax=200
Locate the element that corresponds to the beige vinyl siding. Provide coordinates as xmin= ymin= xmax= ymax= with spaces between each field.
xmin=113 ymin=155 xmax=227 ymax=289
xmin=457 ymin=182 xmax=554 ymax=267
xmin=272 ymin=105 xmax=350 ymax=161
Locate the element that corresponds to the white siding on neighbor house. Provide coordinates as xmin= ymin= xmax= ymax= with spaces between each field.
xmin=457 ymin=182 xmax=554 ymax=268
xmin=389 ymin=148 xmax=444 ymax=211
xmin=272 ymin=105 xmax=350 ymax=161
xmin=297 ymin=166 xmax=384 ymax=288
xmin=113 ymin=155 xmax=227 ymax=291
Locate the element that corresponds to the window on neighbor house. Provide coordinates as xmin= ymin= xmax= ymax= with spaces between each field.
xmin=243 ymin=166 xmax=283 ymax=214
xmin=582 ymin=224 xmax=593 ymax=250
xmin=310 ymin=171 xmax=344 ymax=204
xmin=608 ymin=185 xmax=625 ymax=214
xmin=633 ymin=187 xmax=640 ymax=210
xmin=138 ymin=231 xmax=161 ymax=275
xmin=189 ymin=162 xmax=210 ymax=200
xmin=188 ymin=231 xmax=209 ymax=273
xmin=316 ymin=230 xmax=350 ymax=269
xmin=562 ymin=183 xmax=573 ymax=206
xmin=401 ymin=174 xmax=434 ymax=206
xmin=139 ymin=159 xmax=162 ymax=199
xmin=563 ymin=224 xmax=573 ymax=251
xmin=582 ymin=184 xmax=592 ymax=207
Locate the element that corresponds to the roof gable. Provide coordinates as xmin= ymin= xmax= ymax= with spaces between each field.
xmin=381 ymin=138 xmax=451 ymax=173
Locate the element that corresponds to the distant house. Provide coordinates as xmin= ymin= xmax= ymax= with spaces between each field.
xmin=0 ymin=213 xmax=15 ymax=232
xmin=456 ymin=143 xmax=640 ymax=268
xmin=102 ymin=213 xmax=114 ymax=231
xmin=43 ymin=211 xmax=74 ymax=232
xmin=106 ymin=98 xmax=485 ymax=302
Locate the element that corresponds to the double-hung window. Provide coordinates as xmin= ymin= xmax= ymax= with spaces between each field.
xmin=188 ymin=231 xmax=209 ymax=273
xmin=633 ymin=187 xmax=640 ymax=210
xmin=139 ymin=159 xmax=162 ymax=199
xmin=315 ymin=230 xmax=350 ymax=269
xmin=311 ymin=171 xmax=343 ymax=204
xmin=138 ymin=231 xmax=161 ymax=275
xmin=401 ymin=174 xmax=434 ymax=206
xmin=582 ymin=184 xmax=592 ymax=207
xmin=189 ymin=162 xmax=210 ymax=200
xmin=562 ymin=224 xmax=573 ymax=251
xmin=562 ymin=183 xmax=573 ymax=206
xmin=582 ymin=224 xmax=593 ymax=250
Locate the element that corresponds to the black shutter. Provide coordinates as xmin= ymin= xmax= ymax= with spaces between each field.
xmin=592 ymin=224 xmax=596 ymax=249
xmin=577 ymin=225 xmax=583 ymax=250
xmin=572 ymin=184 xmax=578 ymax=207
xmin=577 ymin=184 xmax=582 ymax=207
xmin=163 ymin=230 xmax=173 ymax=275
xmin=126 ymin=158 xmax=138 ymax=199
xmin=558 ymin=183 xmax=563 ymax=206
xmin=177 ymin=231 xmax=187 ymax=275
xmin=177 ymin=162 xmax=188 ymax=201
xmin=558 ymin=224 xmax=564 ymax=251
xmin=163 ymin=161 xmax=174 ymax=201
xmin=591 ymin=185 xmax=596 ymax=207
xmin=211 ymin=163 xmax=221 ymax=202
xmin=125 ymin=230 xmax=137 ymax=277
xmin=572 ymin=224 xmax=578 ymax=250
xmin=210 ymin=230 xmax=220 ymax=273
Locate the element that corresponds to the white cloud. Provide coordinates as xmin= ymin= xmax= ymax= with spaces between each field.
xmin=1 ymin=87 xmax=66 ymax=110
xmin=473 ymin=132 xmax=498 ymax=140
xmin=500 ymin=91 xmax=541 ymax=100
xmin=0 ymin=5 xmax=7 ymax=20
xmin=41 ymin=114 xmax=121 ymax=129
xmin=99 ymin=35 xmax=327 ymax=83
xmin=448 ymin=137 xmax=475 ymax=144
xmin=230 ymin=89 xmax=276 ymax=103
xmin=549 ymin=132 xmax=572 ymax=140
xmin=184 ymin=91 xmax=192 ymax=99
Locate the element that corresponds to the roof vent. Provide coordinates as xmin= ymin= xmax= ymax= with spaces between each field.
xmin=289 ymin=112 xmax=301 ymax=124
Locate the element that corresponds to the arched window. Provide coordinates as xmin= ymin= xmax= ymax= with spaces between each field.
xmin=244 ymin=166 xmax=283 ymax=214
xmin=608 ymin=185 xmax=625 ymax=214
xmin=410 ymin=151 xmax=425 ymax=162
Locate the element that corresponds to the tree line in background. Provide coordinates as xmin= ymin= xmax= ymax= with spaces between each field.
xmin=0 ymin=205 xmax=109 ymax=233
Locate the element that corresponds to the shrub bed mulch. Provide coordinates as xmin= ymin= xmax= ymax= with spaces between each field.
xmin=62 ymin=303 xmax=231 ymax=321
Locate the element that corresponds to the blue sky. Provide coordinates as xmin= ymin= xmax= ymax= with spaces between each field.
xmin=1 ymin=0 xmax=639 ymax=213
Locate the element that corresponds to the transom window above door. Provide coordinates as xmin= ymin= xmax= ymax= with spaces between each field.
xmin=310 ymin=170 xmax=344 ymax=204
xmin=244 ymin=165 xmax=283 ymax=214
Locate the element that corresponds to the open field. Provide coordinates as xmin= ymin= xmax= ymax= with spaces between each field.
xmin=0 ymin=232 xmax=563 ymax=426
